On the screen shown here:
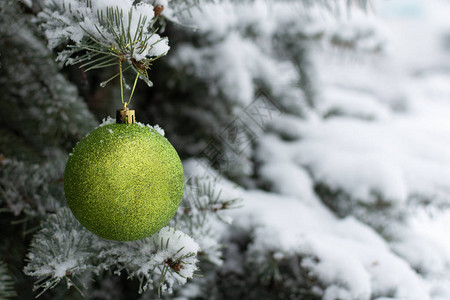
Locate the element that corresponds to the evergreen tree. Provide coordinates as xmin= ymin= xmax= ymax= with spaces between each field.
xmin=1 ymin=0 xmax=450 ymax=300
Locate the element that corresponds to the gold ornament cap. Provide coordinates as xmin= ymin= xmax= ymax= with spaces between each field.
xmin=116 ymin=103 xmax=135 ymax=124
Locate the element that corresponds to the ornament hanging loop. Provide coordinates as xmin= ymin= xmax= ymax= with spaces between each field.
xmin=116 ymin=102 xmax=135 ymax=124
xmin=116 ymin=59 xmax=137 ymax=124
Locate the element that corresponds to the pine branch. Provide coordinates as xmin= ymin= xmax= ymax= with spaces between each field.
xmin=24 ymin=208 xmax=200 ymax=297
xmin=182 ymin=176 xmax=242 ymax=217
xmin=23 ymin=208 xmax=97 ymax=297
xmin=0 ymin=263 xmax=17 ymax=299
xmin=172 ymin=176 xmax=242 ymax=265
xmin=0 ymin=158 xmax=64 ymax=217
xmin=97 ymin=227 xmax=200 ymax=295
xmin=38 ymin=0 xmax=170 ymax=87
xmin=0 ymin=1 xmax=98 ymax=154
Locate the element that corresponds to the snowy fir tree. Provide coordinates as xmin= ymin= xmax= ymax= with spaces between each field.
xmin=1 ymin=0 xmax=450 ymax=299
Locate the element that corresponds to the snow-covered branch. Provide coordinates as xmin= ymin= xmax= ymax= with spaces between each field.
xmin=38 ymin=0 xmax=170 ymax=86
xmin=24 ymin=208 xmax=200 ymax=297
xmin=171 ymin=175 xmax=242 ymax=265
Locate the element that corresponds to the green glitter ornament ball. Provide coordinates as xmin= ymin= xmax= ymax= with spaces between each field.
xmin=64 ymin=123 xmax=184 ymax=241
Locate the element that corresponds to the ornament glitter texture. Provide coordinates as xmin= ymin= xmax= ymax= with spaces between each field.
xmin=64 ymin=119 xmax=184 ymax=241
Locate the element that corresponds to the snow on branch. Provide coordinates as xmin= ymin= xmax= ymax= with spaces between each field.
xmin=0 ymin=158 xmax=62 ymax=217
xmin=173 ymin=175 xmax=242 ymax=265
xmin=97 ymin=227 xmax=200 ymax=295
xmin=181 ymin=176 xmax=242 ymax=222
xmin=38 ymin=0 xmax=170 ymax=86
xmin=24 ymin=208 xmax=97 ymax=297
xmin=24 ymin=208 xmax=200 ymax=297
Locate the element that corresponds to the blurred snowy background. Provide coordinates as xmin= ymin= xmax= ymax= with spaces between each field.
xmin=179 ymin=0 xmax=450 ymax=299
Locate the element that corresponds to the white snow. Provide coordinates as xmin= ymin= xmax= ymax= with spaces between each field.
xmin=50 ymin=259 xmax=78 ymax=278
xmin=258 ymin=160 xmax=318 ymax=205
xmin=318 ymin=87 xmax=392 ymax=120
xmin=99 ymin=116 xmax=115 ymax=127
xmin=178 ymin=0 xmax=450 ymax=299
xmin=22 ymin=0 xmax=32 ymax=8
xmin=217 ymin=182 xmax=431 ymax=300
xmin=39 ymin=0 xmax=169 ymax=64
xmin=170 ymin=2 xmax=313 ymax=108
xmin=96 ymin=226 xmax=200 ymax=294
xmin=149 ymin=124 xmax=165 ymax=136
xmin=98 ymin=117 xmax=166 ymax=137
xmin=137 ymin=121 xmax=166 ymax=136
